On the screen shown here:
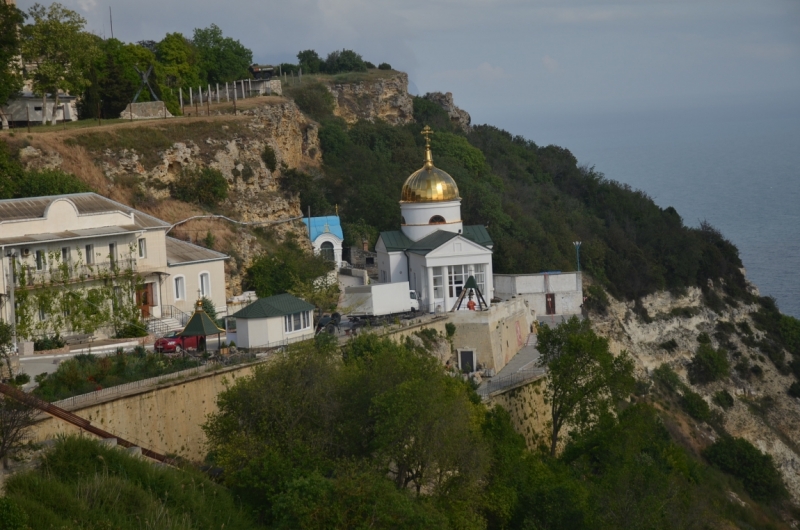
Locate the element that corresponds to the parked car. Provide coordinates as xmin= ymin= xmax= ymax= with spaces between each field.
xmin=154 ymin=331 xmax=200 ymax=353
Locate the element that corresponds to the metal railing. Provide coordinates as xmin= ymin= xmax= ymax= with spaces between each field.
xmin=161 ymin=305 xmax=192 ymax=326
xmin=477 ymin=367 xmax=548 ymax=399
xmin=15 ymin=258 xmax=138 ymax=287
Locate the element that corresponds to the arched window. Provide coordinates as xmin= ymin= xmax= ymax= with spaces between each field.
xmin=401 ymin=216 xmax=406 ymax=225
xmin=320 ymin=241 xmax=335 ymax=261
xmin=429 ymin=215 xmax=446 ymax=224
xmin=174 ymin=276 xmax=186 ymax=301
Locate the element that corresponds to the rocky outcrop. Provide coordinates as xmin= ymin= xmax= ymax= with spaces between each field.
xmin=423 ymin=91 xmax=471 ymax=133
xmin=327 ymin=72 xmax=414 ymax=125
xmin=16 ymin=99 xmax=320 ymax=296
xmin=591 ymin=283 xmax=800 ymax=503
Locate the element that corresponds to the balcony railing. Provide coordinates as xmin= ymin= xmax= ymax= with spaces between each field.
xmin=14 ymin=258 xmax=138 ymax=288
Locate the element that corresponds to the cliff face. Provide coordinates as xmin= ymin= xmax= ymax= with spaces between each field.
xmin=326 ymin=72 xmax=414 ymax=126
xmin=423 ymin=92 xmax=472 ymax=133
xmin=14 ymin=99 xmax=320 ymax=295
xmin=591 ymin=283 xmax=800 ymax=503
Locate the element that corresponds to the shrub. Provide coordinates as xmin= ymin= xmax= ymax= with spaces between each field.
xmin=171 ymin=168 xmax=228 ymax=208
xmin=659 ymin=339 xmax=678 ymax=352
xmin=0 ymin=497 xmax=27 ymax=530
xmin=681 ymin=390 xmax=711 ymax=421
xmin=33 ymin=335 xmax=65 ymax=351
xmin=261 ymin=145 xmax=277 ymax=172
xmin=378 ymin=62 xmax=392 ymax=70
xmin=713 ymin=389 xmax=734 ymax=410
xmin=445 ymin=322 xmax=456 ymax=338
xmin=584 ymin=284 xmax=609 ymax=313
xmin=15 ymin=168 xmax=92 ymax=198
xmin=734 ymin=358 xmax=751 ymax=379
xmin=290 ymin=82 xmax=335 ymax=121
xmin=670 ymin=306 xmax=700 ymax=318
xmin=788 ymin=382 xmax=800 ymax=398
xmin=201 ymin=296 xmax=217 ymax=320
xmin=688 ymin=343 xmax=729 ymax=384
xmin=115 ymin=321 xmax=148 ymax=338
xmin=737 ymin=321 xmax=753 ymax=336
xmin=703 ymin=436 xmax=787 ymax=501
xmin=323 ymin=49 xmax=368 ymax=74
xmin=750 ymin=364 xmax=763 ymax=378
xmin=697 ymin=332 xmax=712 ymax=345
xmin=704 ymin=289 xmax=725 ymax=313
xmin=13 ymin=373 xmax=30 ymax=386
xmin=632 ymin=298 xmax=652 ymax=323
xmin=652 ymin=364 xmax=683 ymax=392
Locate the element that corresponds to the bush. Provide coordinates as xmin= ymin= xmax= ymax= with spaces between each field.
xmin=703 ymin=436 xmax=787 ymax=502
xmin=378 ymin=62 xmax=391 ymax=70
xmin=0 ymin=497 xmax=27 ymax=530
xmin=688 ymin=343 xmax=729 ymax=384
xmin=445 ymin=322 xmax=456 ymax=338
xmin=737 ymin=321 xmax=753 ymax=336
xmin=13 ymin=373 xmax=30 ymax=386
xmin=115 ymin=321 xmax=148 ymax=338
xmin=713 ymin=389 xmax=734 ymax=410
xmin=704 ymin=289 xmax=725 ymax=313
xmin=261 ymin=145 xmax=277 ymax=172
xmin=171 ymin=168 xmax=228 ymax=207
xmin=788 ymin=382 xmax=800 ymax=398
xmin=697 ymin=332 xmax=712 ymax=345
xmin=290 ymin=82 xmax=335 ymax=121
xmin=33 ymin=335 xmax=65 ymax=351
xmin=659 ymin=339 xmax=678 ymax=352
xmin=584 ymin=284 xmax=609 ymax=313
xmin=323 ymin=49 xmax=368 ymax=74
xmin=16 ymin=168 xmax=92 ymax=197
xmin=201 ymin=296 xmax=217 ymax=320
xmin=652 ymin=363 xmax=683 ymax=392
xmin=681 ymin=390 xmax=711 ymax=421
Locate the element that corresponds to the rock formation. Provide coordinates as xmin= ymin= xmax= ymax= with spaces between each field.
xmin=423 ymin=91 xmax=472 ymax=133
xmin=326 ymin=72 xmax=414 ymax=125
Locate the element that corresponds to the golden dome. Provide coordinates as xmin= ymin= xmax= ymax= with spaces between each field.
xmin=400 ymin=126 xmax=460 ymax=203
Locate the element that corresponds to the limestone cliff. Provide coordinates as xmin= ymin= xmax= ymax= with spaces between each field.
xmin=423 ymin=92 xmax=472 ymax=133
xmin=591 ymin=281 xmax=800 ymax=503
xmin=326 ymin=72 xmax=414 ymax=126
xmin=13 ymin=99 xmax=320 ymax=295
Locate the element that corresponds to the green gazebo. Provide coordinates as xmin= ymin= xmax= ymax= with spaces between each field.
xmin=178 ymin=299 xmax=225 ymax=352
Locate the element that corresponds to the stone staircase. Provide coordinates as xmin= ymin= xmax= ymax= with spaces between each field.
xmin=146 ymin=316 xmax=183 ymax=337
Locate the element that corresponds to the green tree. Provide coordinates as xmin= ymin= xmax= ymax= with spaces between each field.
xmin=244 ymin=239 xmax=333 ymax=297
xmin=297 ymin=49 xmax=322 ymax=74
xmin=537 ymin=316 xmax=635 ymax=456
xmin=21 ymin=3 xmax=98 ymax=125
xmin=156 ymin=32 xmax=202 ymax=92
xmin=323 ymin=49 xmax=367 ymax=74
xmin=687 ymin=343 xmax=729 ymax=384
xmin=192 ymin=24 xmax=252 ymax=84
xmin=0 ymin=1 xmax=24 ymax=125
xmin=703 ymin=436 xmax=787 ymax=502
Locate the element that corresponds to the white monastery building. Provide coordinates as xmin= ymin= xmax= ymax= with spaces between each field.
xmin=376 ymin=128 xmax=494 ymax=313
xmin=303 ymin=215 xmax=344 ymax=268
xmin=0 ymin=193 xmax=228 ymax=341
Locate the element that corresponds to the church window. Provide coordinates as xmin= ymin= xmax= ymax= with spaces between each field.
xmin=448 ymin=265 xmax=466 ymax=297
xmin=473 ymin=264 xmax=486 ymax=295
xmin=433 ymin=267 xmax=444 ymax=299
xmin=320 ymin=241 xmax=335 ymax=261
xmin=429 ymin=215 xmax=446 ymax=224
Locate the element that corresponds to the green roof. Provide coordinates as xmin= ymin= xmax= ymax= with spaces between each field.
xmin=379 ymin=230 xmax=414 ymax=252
xmin=380 ymin=226 xmax=493 ymax=255
xmin=408 ymin=230 xmax=459 ymax=255
xmin=179 ymin=309 xmax=224 ymax=337
xmin=462 ymin=225 xmax=493 ymax=248
xmin=232 ymin=293 xmax=315 ymax=319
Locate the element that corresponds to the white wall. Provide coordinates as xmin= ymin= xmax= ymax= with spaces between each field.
xmin=311 ymin=233 xmax=344 ymax=268
xmin=400 ymin=201 xmax=463 ymax=241
xmin=494 ymin=272 xmax=583 ymax=317
xmin=237 ymin=315 xmax=314 ymax=348
xmin=168 ymin=260 xmax=227 ymax=315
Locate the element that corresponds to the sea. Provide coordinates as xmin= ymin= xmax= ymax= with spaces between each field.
xmin=501 ymin=95 xmax=800 ymax=318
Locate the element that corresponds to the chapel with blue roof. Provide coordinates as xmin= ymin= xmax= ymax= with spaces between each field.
xmin=375 ymin=127 xmax=494 ymax=313
xmin=303 ymin=215 xmax=344 ymax=267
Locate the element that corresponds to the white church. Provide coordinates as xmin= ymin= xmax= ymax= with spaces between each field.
xmin=376 ymin=127 xmax=494 ymax=313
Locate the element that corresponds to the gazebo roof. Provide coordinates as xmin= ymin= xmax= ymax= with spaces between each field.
xmin=179 ymin=302 xmax=224 ymax=337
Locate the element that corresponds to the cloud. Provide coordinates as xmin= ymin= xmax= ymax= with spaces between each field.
xmin=542 ymin=55 xmax=559 ymax=73
xmin=433 ymin=62 xmax=508 ymax=83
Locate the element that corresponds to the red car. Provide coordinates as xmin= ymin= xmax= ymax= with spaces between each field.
xmin=154 ymin=331 xmax=200 ymax=353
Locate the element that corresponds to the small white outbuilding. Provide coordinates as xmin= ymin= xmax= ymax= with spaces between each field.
xmin=230 ymin=293 xmax=315 ymax=349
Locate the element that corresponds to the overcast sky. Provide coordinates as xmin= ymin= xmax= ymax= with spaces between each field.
xmin=16 ymin=0 xmax=800 ymax=136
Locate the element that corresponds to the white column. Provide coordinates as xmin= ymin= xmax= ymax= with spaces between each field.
xmin=427 ymin=266 xmax=435 ymax=313
xmin=179 ymin=87 xmax=183 ymax=108
xmin=198 ymin=86 xmax=202 ymax=104
xmin=189 ymin=87 xmax=193 ymax=106
xmin=225 ymin=82 xmax=229 ymax=102
xmin=216 ymin=83 xmax=219 ymax=103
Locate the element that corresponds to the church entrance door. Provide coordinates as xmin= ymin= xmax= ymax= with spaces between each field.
xmin=546 ymin=293 xmax=556 ymax=315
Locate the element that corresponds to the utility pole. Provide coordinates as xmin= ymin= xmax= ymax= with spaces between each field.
xmin=573 ymin=241 xmax=582 ymax=272
xmin=109 ymin=6 xmax=114 ymax=39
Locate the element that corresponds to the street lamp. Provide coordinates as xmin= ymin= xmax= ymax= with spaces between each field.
xmin=573 ymin=241 xmax=582 ymax=272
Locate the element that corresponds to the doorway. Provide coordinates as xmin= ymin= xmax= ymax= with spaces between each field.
xmin=546 ymin=294 xmax=556 ymax=315
xmin=136 ymin=282 xmax=156 ymax=318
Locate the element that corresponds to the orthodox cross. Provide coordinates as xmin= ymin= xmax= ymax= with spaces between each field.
xmin=421 ymin=125 xmax=434 ymax=147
